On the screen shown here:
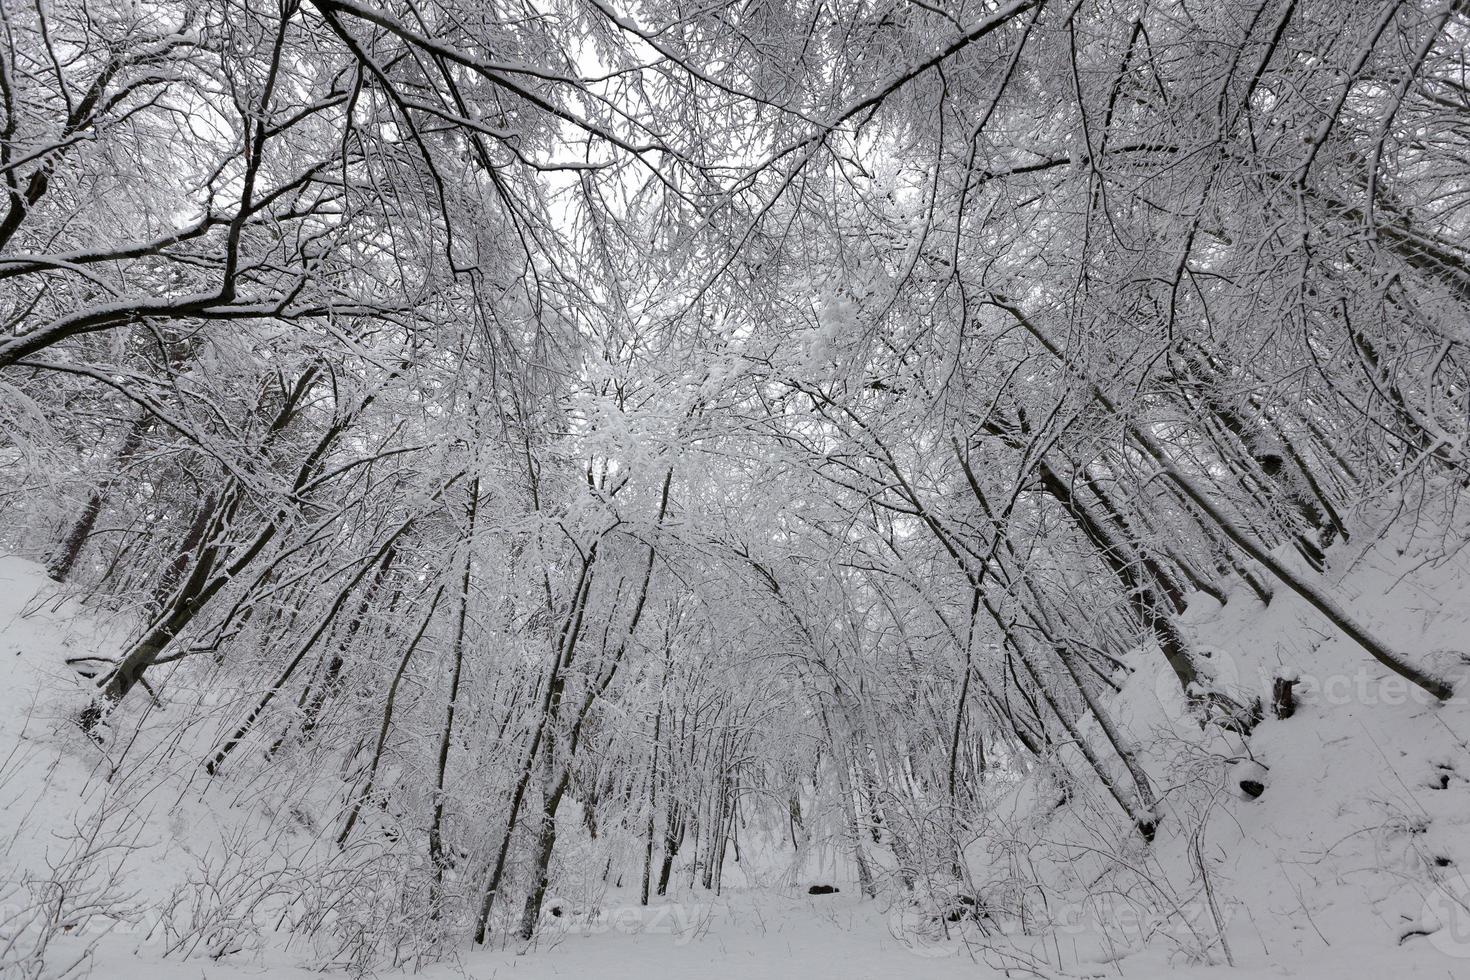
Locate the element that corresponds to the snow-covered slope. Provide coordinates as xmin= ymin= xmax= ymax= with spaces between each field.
xmin=945 ymin=502 xmax=1470 ymax=975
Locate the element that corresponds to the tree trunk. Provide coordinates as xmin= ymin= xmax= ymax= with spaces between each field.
xmin=337 ymin=585 xmax=445 ymax=845
xmin=47 ymin=411 xmax=150 ymax=582
xmin=656 ymin=799 xmax=684 ymax=897
xmin=640 ymin=701 xmax=662 ymax=906
xmin=429 ymin=480 xmax=479 ymax=914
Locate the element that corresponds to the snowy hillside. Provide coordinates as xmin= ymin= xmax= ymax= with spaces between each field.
xmin=948 ymin=502 xmax=1470 ymax=975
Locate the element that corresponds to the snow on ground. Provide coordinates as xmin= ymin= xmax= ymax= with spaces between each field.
xmin=5 ymin=504 xmax=1470 ymax=980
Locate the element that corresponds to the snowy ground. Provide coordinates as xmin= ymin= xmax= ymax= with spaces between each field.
xmin=12 ymin=887 xmax=1470 ymax=980
xmin=12 ymin=885 xmax=1470 ymax=980
xmin=5 ymin=526 xmax=1470 ymax=980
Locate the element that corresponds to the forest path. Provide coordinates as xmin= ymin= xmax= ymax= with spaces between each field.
xmin=77 ymin=887 xmax=1455 ymax=980
xmin=78 ymin=889 xmax=1011 ymax=979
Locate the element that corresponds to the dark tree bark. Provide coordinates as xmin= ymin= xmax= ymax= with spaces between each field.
xmin=47 ymin=411 xmax=150 ymax=582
